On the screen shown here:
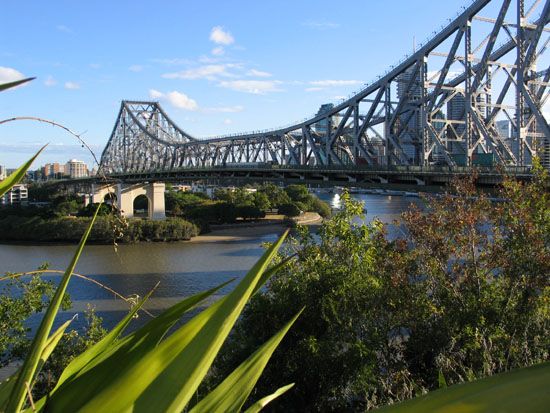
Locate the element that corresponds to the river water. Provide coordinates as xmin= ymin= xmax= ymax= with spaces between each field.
xmin=0 ymin=193 xmax=419 ymax=331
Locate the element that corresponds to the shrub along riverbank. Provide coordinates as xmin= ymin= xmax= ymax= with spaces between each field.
xmin=0 ymin=215 xmax=199 ymax=243
xmin=0 ymin=183 xmax=331 ymax=243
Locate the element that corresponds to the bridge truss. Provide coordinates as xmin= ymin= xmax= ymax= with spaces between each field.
xmin=100 ymin=0 xmax=550 ymax=175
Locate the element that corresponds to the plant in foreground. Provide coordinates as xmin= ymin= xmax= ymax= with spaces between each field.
xmin=0 ymin=148 xmax=301 ymax=412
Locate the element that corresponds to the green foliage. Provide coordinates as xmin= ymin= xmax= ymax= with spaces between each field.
xmin=6 ymin=204 xmax=100 ymax=412
xmin=284 ymin=185 xmax=310 ymax=204
xmin=213 ymin=170 xmax=550 ymax=411
xmin=401 ymin=170 xmax=550 ymax=388
xmin=77 ymin=203 xmax=113 ymax=217
xmin=0 ymin=216 xmax=199 ymax=243
xmin=236 ymin=205 xmax=266 ymax=221
xmin=309 ymin=196 xmax=331 ymax=218
xmin=251 ymin=192 xmax=271 ymax=211
xmin=378 ymin=362 xmax=550 ymax=413
xmin=277 ymin=203 xmax=301 ymax=217
xmin=257 ymin=184 xmax=291 ymax=208
xmin=0 ymin=272 xmax=71 ymax=368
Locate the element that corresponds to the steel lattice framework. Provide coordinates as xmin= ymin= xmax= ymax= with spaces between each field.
xmin=100 ymin=0 xmax=550 ymax=175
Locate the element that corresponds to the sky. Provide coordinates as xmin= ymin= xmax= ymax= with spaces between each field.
xmin=1 ymin=0 xmax=476 ymax=168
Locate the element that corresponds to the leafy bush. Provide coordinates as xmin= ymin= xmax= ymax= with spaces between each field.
xmin=237 ymin=205 xmax=266 ymax=220
xmin=0 ymin=216 xmax=199 ymax=243
xmin=213 ymin=169 xmax=550 ymax=411
xmin=308 ymin=196 xmax=331 ymax=218
xmin=277 ymin=203 xmax=301 ymax=217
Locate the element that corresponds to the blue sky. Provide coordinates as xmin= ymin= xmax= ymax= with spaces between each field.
xmin=1 ymin=0 xmax=470 ymax=168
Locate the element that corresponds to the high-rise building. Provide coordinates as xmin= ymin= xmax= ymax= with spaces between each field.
xmin=2 ymin=184 xmax=28 ymax=206
xmin=396 ymin=67 xmax=422 ymax=102
xmin=314 ymin=103 xmax=334 ymax=136
xmin=65 ymin=159 xmax=88 ymax=178
xmin=396 ymin=67 xmax=423 ymax=162
xmin=42 ymin=162 xmax=66 ymax=179
xmin=0 ymin=165 xmax=6 ymax=180
xmin=495 ymin=119 xmax=511 ymax=140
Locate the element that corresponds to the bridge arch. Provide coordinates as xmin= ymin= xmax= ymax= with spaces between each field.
xmin=91 ymin=182 xmax=165 ymax=220
xmin=132 ymin=193 xmax=150 ymax=218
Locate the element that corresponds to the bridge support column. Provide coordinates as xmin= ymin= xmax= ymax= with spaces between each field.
xmin=91 ymin=182 xmax=166 ymax=220
xmin=149 ymin=183 xmax=166 ymax=220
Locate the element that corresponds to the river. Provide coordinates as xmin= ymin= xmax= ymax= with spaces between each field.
xmin=0 ymin=193 xmax=419 ymax=331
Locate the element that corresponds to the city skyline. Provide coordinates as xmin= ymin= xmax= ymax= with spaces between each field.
xmin=0 ymin=0 xmax=470 ymax=167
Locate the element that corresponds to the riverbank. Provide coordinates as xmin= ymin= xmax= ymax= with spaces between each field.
xmin=192 ymin=212 xmax=322 ymax=242
xmin=0 ymin=212 xmax=323 ymax=245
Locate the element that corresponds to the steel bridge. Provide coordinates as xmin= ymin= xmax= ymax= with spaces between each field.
xmin=99 ymin=0 xmax=550 ymax=182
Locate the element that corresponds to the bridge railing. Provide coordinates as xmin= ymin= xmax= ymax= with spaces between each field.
xmin=108 ymin=163 xmax=533 ymax=177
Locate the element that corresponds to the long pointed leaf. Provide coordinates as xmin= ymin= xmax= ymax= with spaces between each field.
xmin=243 ymin=384 xmax=295 ymax=413
xmin=0 ymin=319 xmax=72 ymax=411
xmin=54 ymin=287 xmax=156 ymax=388
xmin=6 ymin=204 xmax=101 ymax=412
xmin=44 ymin=230 xmax=289 ymax=412
xmin=57 ymin=279 xmax=234 ymax=389
xmin=190 ymin=308 xmax=303 ymax=413
xmin=0 ymin=146 xmax=45 ymax=198
xmin=0 ymin=77 xmax=35 ymax=92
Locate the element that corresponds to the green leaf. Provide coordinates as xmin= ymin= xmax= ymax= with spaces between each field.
xmin=252 ymin=254 xmax=294 ymax=296
xmin=190 ymin=308 xmax=303 ymax=413
xmin=0 ymin=146 xmax=46 ymax=198
xmin=56 ymin=279 xmax=234 ymax=389
xmin=6 ymin=204 xmax=101 ymax=413
xmin=438 ymin=370 xmax=447 ymax=389
xmin=43 ymin=230 xmax=289 ymax=412
xmin=0 ymin=318 xmax=73 ymax=411
xmin=377 ymin=362 xmax=550 ymax=413
xmin=243 ymin=384 xmax=295 ymax=413
xmin=0 ymin=77 xmax=35 ymax=92
xmin=54 ymin=288 xmax=155 ymax=389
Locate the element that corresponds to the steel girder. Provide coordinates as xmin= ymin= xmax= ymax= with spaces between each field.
xmin=99 ymin=0 xmax=550 ymax=175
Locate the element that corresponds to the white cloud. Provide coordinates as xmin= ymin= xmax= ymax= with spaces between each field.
xmin=149 ymin=89 xmax=198 ymax=111
xmin=89 ymin=63 xmax=101 ymax=69
xmin=302 ymin=21 xmax=340 ymax=29
xmin=149 ymin=89 xmax=164 ymax=99
xmin=56 ymin=24 xmax=73 ymax=33
xmin=246 ymin=69 xmax=272 ymax=78
xmin=204 ymin=105 xmax=244 ymax=113
xmin=129 ymin=65 xmax=144 ymax=72
xmin=0 ymin=67 xmax=25 ymax=84
xmin=64 ymin=81 xmax=80 ymax=90
xmin=218 ymin=80 xmax=283 ymax=94
xmin=210 ymin=26 xmax=234 ymax=45
xmin=163 ymin=64 xmax=239 ymax=80
xmin=305 ymin=87 xmax=324 ymax=92
xmin=44 ymin=76 xmax=57 ymax=87
xmin=150 ymin=57 xmax=193 ymax=66
xmin=211 ymin=46 xmax=225 ymax=56
xmin=310 ymin=80 xmax=362 ymax=87
xmin=223 ymin=118 xmax=233 ymax=125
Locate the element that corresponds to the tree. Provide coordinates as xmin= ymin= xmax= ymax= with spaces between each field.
xmin=401 ymin=166 xmax=550 ymax=388
xmin=213 ymin=169 xmax=550 ymax=411
xmin=258 ymin=184 xmax=291 ymax=208
xmin=285 ymin=185 xmax=310 ymax=204
xmin=252 ymin=192 xmax=271 ymax=211
xmin=212 ymin=193 xmax=413 ymax=411
xmin=277 ymin=203 xmax=301 ymax=217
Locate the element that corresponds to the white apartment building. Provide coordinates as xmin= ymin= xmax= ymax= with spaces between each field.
xmin=2 ymin=184 xmax=28 ymax=206
xmin=65 ymin=159 xmax=88 ymax=178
